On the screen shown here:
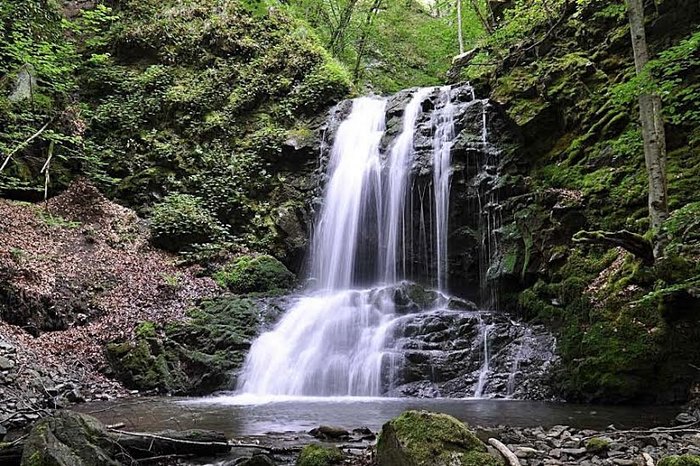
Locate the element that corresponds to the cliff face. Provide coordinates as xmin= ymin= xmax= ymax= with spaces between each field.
xmin=448 ymin=0 xmax=700 ymax=403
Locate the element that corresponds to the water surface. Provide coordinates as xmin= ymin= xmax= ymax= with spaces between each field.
xmin=80 ymin=395 xmax=678 ymax=437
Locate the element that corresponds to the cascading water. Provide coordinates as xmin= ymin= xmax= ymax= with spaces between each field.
xmin=237 ymin=85 xmax=555 ymax=399
xmin=432 ymin=86 xmax=456 ymax=291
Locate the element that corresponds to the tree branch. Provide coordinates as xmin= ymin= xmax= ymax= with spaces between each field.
xmin=572 ymin=230 xmax=654 ymax=265
xmin=0 ymin=119 xmax=53 ymax=172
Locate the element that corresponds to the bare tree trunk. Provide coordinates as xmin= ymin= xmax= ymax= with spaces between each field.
xmin=457 ymin=0 xmax=465 ymax=54
xmin=469 ymin=0 xmax=494 ymax=34
xmin=352 ymin=0 xmax=383 ymax=81
xmin=328 ymin=0 xmax=359 ymax=55
xmin=625 ymin=0 xmax=668 ymax=235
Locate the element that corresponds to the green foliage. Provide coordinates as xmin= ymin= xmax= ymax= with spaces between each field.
xmin=0 ymin=1 xmax=114 ymax=197
xmin=149 ymin=194 xmax=226 ymax=252
xmin=286 ymin=0 xmax=476 ymax=92
xmin=38 ymin=211 xmax=81 ymax=229
xmin=213 ymin=254 xmax=295 ymax=294
xmin=659 ymin=456 xmax=700 ymax=466
xmin=297 ymin=444 xmax=344 ymax=466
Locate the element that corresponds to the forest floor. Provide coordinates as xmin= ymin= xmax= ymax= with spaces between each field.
xmin=0 ymin=179 xmax=219 ymax=430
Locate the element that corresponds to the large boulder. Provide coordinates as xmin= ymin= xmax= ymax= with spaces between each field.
xmin=106 ymin=295 xmax=282 ymax=395
xmin=20 ymin=411 xmax=120 ymax=466
xmin=376 ymin=410 xmax=500 ymax=466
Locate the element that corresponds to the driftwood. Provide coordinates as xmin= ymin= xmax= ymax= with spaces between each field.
xmin=643 ymin=452 xmax=655 ymax=466
xmin=108 ymin=428 xmax=232 ymax=458
xmin=573 ymin=229 xmax=655 ymax=265
xmin=488 ymin=438 xmax=521 ymax=466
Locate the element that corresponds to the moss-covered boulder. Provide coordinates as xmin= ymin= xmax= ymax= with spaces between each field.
xmin=21 ymin=411 xmax=120 ymax=466
xmin=296 ymin=444 xmax=344 ymax=466
xmin=376 ymin=410 xmax=500 ymax=466
xmin=214 ymin=255 xmax=295 ymax=294
xmin=659 ymin=456 xmax=700 ymax=466
xmin=106 ymin=296 xmax=272 ymax=395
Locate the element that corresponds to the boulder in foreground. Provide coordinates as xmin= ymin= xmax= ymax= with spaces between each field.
xmin=376 ymin=410 xmax=501 ymax=466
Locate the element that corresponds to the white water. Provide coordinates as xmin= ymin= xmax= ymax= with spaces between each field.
xmin=432 ymin=86 xmax=456 ymax=290
xmin=310 ymin=97 xmax=387 ymax=291
xmin=382 ymin=88 xmax=433 ymax=284
xmin=238 ymin=88 xmax=485 ymax=397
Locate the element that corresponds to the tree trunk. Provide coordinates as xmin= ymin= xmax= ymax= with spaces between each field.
xmin=457 ymin=0 xmax=464 ymax=54
xmin=625 ymin=0 xmax=668 ymax=234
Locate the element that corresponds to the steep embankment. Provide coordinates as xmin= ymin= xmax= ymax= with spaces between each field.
xmin=451 ymin=0 xmax=700 ymax=403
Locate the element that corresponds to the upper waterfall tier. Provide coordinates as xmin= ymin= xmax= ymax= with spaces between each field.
xmin=311 ymin=84 xmax=494 ymax=293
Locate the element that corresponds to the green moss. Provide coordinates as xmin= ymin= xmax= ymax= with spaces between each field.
xmin=377 ymin=410 xmax=499 ymax=466
xmin=296 ymin=444 xmax=343 ymax=466
xmin=106 ymin=295 xmax=266 ymax=395
xmin=213 ymin=254 xmax=295 ymax=294
xmin=585 ymin=437 xmax=611 ymax=453
xmin=659 ymin=455 xmax=700 ymax=466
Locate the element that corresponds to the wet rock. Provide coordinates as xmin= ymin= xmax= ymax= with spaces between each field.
xmin=376 ymin=410 xmax=500 ymax=466
xmin=20 ymin=410 xmax=121 ymax=466
xmin=309 ymin=425 xmax=350 ymax=440
xmin=239 ymin=454 xmax=277 ymax=466
xmin=561 ymin=447 xmax=587 ymax=458
xmin=106 ymin=295 xmax=280 ymax=395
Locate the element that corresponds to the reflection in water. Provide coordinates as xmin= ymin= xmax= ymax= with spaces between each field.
xmin=79 ymin=396 xmax=677 ymax=437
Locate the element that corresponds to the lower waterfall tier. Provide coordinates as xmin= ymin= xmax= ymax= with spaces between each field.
xmin=237 ymin=282 xmax=556 ymax=399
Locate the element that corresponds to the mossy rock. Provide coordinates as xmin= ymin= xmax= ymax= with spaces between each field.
xmin=376 ymin=410 xmax=500 ymax=466
xmin=213 ymin=255 xmax=295 ymax=294
xmin=106 ymin=297 xmax=269 ymax=395
xmin=659 ymin=455 xmax=700 ymax=466
xmin=585 ymin=437 xmax=611 ymax=453
xmin=296 ymin=444 xmax=344 ymax=466
xmin=21 ymin=411 xmax=120 ymax=466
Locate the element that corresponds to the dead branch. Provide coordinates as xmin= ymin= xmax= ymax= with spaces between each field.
xmin=488 ymin=438 xmax=521 ymax=466
xmin=0 ymin=119 xmax=53 ymax=172
xmin=573 ymin=230 xmax=655 ymax=265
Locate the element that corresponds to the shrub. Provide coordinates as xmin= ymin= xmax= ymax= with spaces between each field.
xmin=149 ymin=194 xmax=226 ymax=252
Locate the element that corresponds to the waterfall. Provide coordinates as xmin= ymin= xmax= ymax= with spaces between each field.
xmin=238 ymin=92 xmax=431 ymax=396
xmin=432 ymin=86 xmax=456 ymax=290
xmin=235 ymin=85 xmax=536 ymax=398
xmin=382 ymin=88 xmax=433 ymax=284
xmin=309 ymin=97 xmax=387 ymax=290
